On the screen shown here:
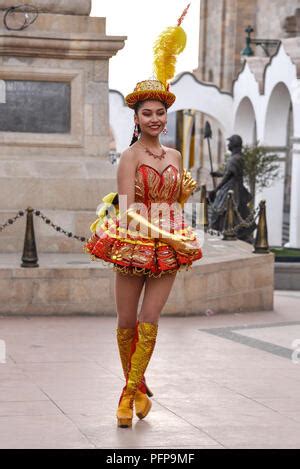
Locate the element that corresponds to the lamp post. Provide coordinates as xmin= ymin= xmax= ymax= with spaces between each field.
xmin=241 ymin=26 xmax=280 ymax=59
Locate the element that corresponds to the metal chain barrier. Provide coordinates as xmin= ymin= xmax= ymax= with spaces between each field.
xmin=0 ymin=210 xmax=25 ymax=233
xmin=33 ymin=209 xmax=87 ymax=242
xmin=206 ymin=197 xmax=259 ymax=238
xmin=0 ymin=208 xmax=87 ymax=242
xmin=224 ymin=200 xmax=259 ymax=237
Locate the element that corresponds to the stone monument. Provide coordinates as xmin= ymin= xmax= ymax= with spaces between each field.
xmin=0 ymin=0 xmax=125 ymax=253
xmin=209 ymin=135 xmax=255 ymax=242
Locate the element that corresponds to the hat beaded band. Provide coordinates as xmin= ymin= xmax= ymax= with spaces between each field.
xmin=125 ymin=88 xmax=176 ymax=109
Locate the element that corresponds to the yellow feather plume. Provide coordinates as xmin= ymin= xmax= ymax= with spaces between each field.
xmin=153 ymin=25 xmax=187 ymax=88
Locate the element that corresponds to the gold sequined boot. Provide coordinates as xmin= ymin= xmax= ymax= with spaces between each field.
xmin=116 ymin=322 xmax=158 ymax=428
xmin=116 ymin=324 xmax=153 ymax=420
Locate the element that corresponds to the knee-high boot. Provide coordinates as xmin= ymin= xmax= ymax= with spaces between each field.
xmin=116 ymin=322 xmax=153 ymax=419
xmin=116 ymin=321 xmax=158 ymax=428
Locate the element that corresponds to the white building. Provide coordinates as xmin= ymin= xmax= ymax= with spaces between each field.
xmin=110 ymin=26 xmax=300 ymax=249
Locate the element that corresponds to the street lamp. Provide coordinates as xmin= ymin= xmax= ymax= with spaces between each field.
xmin=241 ymin=26 xmax=280 ymax=59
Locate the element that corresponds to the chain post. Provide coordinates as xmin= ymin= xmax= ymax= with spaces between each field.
xmin=21 ymin=207 xmax=39 ymax=268
xmin=253 ymin=200 xmax=270 ymax=254
xmin=222 ymin=191 xmax=237 ymax=241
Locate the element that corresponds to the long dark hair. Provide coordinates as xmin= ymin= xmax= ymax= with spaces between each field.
xmin=129 ymin=100 xmax=167 ymax=146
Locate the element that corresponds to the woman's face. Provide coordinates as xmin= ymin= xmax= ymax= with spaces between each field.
xmin=134 ymin=100 xmax=167 ymax=137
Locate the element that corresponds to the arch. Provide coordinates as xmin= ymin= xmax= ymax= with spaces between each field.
xmin=264 ymin=82 xmax=293 ymax=145
xmin=234 ymin=97 xmax=257 ymax=144
xmin=260 ymin=82 xmax=293 ymax=246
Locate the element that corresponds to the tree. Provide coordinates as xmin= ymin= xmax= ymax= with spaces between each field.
xmin=242 ymin=141 xmax=281 ymax=208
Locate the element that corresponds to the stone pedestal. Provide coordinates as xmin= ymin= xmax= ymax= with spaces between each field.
xmin=0 ymin=235 xmax=274 ymax=315
xmin=0 ymin=4 xmax=126 ymax=253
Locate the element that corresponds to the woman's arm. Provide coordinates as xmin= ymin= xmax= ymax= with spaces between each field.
xmin=117 ymin=148 xmax=198 ymax=254
xmin=117 ymin=148 xmax=137 ymax=213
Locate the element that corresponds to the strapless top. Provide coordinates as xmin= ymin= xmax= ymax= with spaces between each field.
xmin=134 ymin=163 xmax=181 ymax=207
xmin=84 ymin=162 xmax=203 ymax=277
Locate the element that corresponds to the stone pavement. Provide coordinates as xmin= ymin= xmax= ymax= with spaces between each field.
xmin=0 ymin=290 xmax=300 ymax=449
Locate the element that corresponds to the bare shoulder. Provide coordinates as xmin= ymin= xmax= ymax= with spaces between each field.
xmin=118 ymin=146 xmax=138 ymax=171
xmin=170 ymin=147 xmax=182 ymax=159
xmin=163 ymin=145 xmax=182 ymax=165
xmin=163 ymin=145 xmax=181 ymax=157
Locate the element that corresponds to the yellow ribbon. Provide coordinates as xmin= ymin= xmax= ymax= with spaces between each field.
xmin=90 ymin=192 xmax=119 ymax=233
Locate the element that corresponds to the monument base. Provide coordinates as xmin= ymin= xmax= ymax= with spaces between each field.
xmin=0 ymin=235 xmax=274 ymax=316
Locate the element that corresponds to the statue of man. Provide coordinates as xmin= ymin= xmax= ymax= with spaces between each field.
xmin=208 ymin=135 xmax=254 ymax=241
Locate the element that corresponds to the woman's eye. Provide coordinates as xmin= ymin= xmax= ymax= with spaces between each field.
xmin=142 ymin=112 xmax=165 ymax=117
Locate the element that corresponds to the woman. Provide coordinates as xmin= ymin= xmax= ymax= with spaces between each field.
xmin=84 ymin=4 xmax=202 ymax=428
xmin=84 ymin=79 xmax=203 ymax=428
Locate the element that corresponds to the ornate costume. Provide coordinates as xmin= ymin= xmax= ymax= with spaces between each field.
xmin=83 ymin=3 xmax=202 ymax=428
xmin=84 ymin=162 xmax=202 ymax=278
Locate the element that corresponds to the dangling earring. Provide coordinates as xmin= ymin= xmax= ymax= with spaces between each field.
xmin=162 ymin=126 xmax=168 ymax=135
xmin=134 ymin=124 xmax=139 ymax=138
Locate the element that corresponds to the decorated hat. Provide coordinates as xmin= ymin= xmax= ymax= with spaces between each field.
xmin=125 ymin=3 xmax=191 ymax=109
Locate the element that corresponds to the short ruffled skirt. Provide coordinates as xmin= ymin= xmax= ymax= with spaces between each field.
xmin=83 ymin=216 xmax=203 ymax=278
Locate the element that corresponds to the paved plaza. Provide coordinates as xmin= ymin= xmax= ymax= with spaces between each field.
xmin=0 ymin=290 xmax=300 ymax=449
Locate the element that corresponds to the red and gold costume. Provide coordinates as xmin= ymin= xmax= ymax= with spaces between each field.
xmin=84 ymin=162 xmax=202 ymax=277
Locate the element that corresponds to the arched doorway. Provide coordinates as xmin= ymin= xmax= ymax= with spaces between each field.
xmin=263 ymin=82 xmax=293 ymax=246
xmin=234 ymin=97 xmax=257 ymax=144
xmin=160 ymin=107 xmax=227 ymax=190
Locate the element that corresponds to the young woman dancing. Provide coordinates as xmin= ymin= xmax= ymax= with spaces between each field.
xmin=84 ymin=4 xmax=203 ymax=428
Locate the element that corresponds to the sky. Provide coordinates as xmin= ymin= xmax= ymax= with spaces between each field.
xmin=91 ymin=0 xmax=201 ymax=96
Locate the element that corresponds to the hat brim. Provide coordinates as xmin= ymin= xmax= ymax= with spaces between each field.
xmin=125 ymin=90 xmax=176 ymax=109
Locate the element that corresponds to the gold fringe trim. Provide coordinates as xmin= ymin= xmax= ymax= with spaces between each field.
xmin=82 ymin=244 xmax=194 ymax=278
xmin=112 ymin=262 xmax=193 ymax=278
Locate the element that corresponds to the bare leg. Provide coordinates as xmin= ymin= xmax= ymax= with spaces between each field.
xmin=115 ymin=272 xmax=146 ymax=328
xmin=138 ymin=272 xmax=177 ymax=324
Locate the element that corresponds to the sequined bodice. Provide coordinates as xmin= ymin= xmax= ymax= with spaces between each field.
xmin=135 ymin=164 xmax=181 ymax=207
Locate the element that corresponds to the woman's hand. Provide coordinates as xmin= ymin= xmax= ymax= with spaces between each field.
xmin=168 ymin=236 xmax=199 ymax=256
xmin=178 ymin=169 xmax=197 ymax=206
